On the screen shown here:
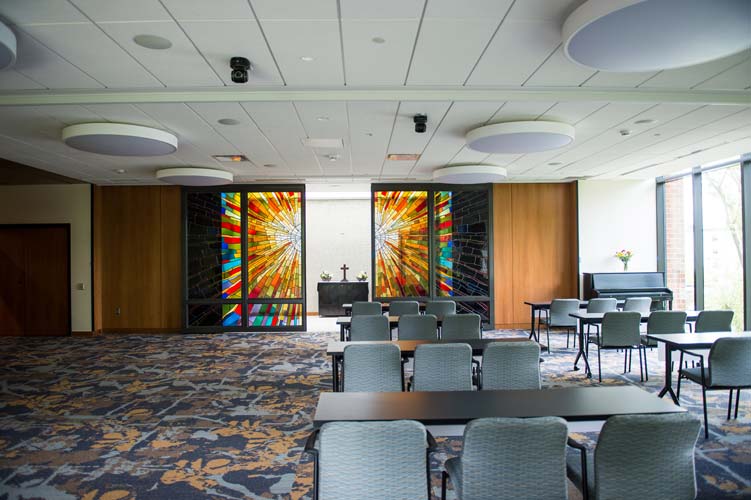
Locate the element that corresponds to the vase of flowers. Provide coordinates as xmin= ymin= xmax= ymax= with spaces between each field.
xmin=356 ymin=271 xmax=368 ymax=282
xmin=615 ymin=249 xmax=633 ymax=271
xmin=320 ymin=271 xmax=332 ymax=281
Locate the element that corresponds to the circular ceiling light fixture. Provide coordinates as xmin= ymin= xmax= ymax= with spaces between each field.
xmin=466 ymin=121 xmax=575 ymax=154
xmin=62 ymin=123 xmax=178 ymax=156
xmin=563 ymin=0 xmax=751 ymax=72
xmin=0 ymin=21 xmax=17 ymax=70
xmin=432 ymin=165 xmax=508 ymax=184
xmin=156 ymin=167 xmax=233 ymax=186
xmin=133 ymin=34 xmax=172 ymax=50
xmin=300 ymin=56 xmax=315 ymax=62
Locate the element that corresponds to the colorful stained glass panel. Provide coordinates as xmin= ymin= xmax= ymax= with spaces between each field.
xmin=248 ymin=303 xmax=303 ymax=327
xmin=187 ymin=303 xmax=242 ymax=327
xmin=221 ymin=192 xmax=242 ymax=299
xmin=186 ymin=192 xmax=223 ymax=299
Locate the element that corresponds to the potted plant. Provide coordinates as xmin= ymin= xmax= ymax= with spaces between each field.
xmin=614 ymin=249 xmax=633 ymax=271
xmin=356 ymin=271 xmax=368 ymax=282
xmin=320 ymin=271 xmax=332 ymax=281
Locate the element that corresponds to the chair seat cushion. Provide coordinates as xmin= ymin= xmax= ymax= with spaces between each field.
xmin=640 ymin=334 xmax=657 ymax=347
xmin=681 ymin=366 xmax=711 ymax=386
xmin=444 ymin=457 xmax=463 ymax=499
xmin=566 ymin=448 xmax=594 ymax=499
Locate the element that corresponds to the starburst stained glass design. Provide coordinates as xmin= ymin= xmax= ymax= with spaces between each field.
xmin=221 ymin=193 xmax=242 ymax=299
xmin=247 ymin=192 xmax=303 ymax=299
xmin=435 ymin=191 xmax=453 ymax=295
xmin=374 ymin=191 xmax=429 ymax=297
xmin=248 ymin=303 xmax=302 ymax=327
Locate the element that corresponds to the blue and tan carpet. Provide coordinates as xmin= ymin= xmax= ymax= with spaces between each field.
xmin=0 ymin=328 xmax=749 ymax=499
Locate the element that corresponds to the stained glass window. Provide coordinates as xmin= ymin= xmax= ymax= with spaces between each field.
xmin=248 ymin=303 xmax=303 ymax=327
xmin=221 ymin=193 xmax=242 ymax=299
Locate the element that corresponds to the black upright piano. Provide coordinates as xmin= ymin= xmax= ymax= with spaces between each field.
xmin=582 ymin=272 xmax=673 ymax=309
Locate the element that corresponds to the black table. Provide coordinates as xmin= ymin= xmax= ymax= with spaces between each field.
xmin=569 ymin=310 xmax=700 ymax=377
xmin=327 ymin=337 xmax=531 ymax=391
xmin=646 ymin=332 xmax=751 ymax=404
xmin=317 ymin=281 xmax=368 ymax=316
xmin=342 ymin=302 xmax=427 ymax=316
xmin=313 ymin=386 xmax=685 ymax=426
xmin=524 ymin=300 xmax=625 ymax=342
xmin=335 ymin=315 xmax=448 ymax=341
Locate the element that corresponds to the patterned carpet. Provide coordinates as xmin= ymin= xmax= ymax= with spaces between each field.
xmin=0 ymin=327 xmax=749 ymax=499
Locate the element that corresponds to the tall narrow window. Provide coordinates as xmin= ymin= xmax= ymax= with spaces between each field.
xmin=664 ymin=176 xmax=695 ymax=311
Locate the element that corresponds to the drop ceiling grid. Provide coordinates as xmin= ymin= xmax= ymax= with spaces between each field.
xmin=347 ymin=101 xmax=399 ymax=176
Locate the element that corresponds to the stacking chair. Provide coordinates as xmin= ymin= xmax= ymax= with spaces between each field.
xmin=480 ymin=341 xmax=541 ymax=390
xmin=623 ymin=296 xmax=652 ymax=313
xmin=398 ymin=314 xmax=438 ymax=341
xmin=567 ymin=413 xmax=701 ymax=500
xmin=425 ymin=300 xmax=456 ymax=317
xmin=412 ymin=343 xmax=473 ymax=391
xmin=677 ymin=337 xmax=751 ymax=438
xmin=641 ymin=310 xmax=688 ymax=347
xmin=585 ymin=298 xmax=618 ymax=340
xmin=442 ymin=417 xmax=568 ymax=500
xmin=351 ymin=301 xmax=382 ymax=316
xmin=349 ymin=315 xmax=390 ymax=341
xmin=388 ymin=300 xmax=420 ymax=317
xmin=441 ymin=313 xmax=482 ymax=340
xmin=304 ymin=420 xmax=437 ymax=500
xmin=540 ymin=298 xmax=579 ymax=351
xmin=588 ymin=311 xmax=645 ymax=382
xmin=681 ymin=309 xmax=734 ymax=368
xmin=342 ymin=344 xmax=403 ymax=392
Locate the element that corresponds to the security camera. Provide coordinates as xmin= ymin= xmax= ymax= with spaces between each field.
xmin=230 ymin=57 xmax=251 ymax=84
xmin=414 ymin=114 xmax=427 ymax=133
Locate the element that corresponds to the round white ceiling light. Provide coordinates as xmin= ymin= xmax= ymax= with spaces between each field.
xmin=133 ymin=34 xmax=172 ymax=50
xmin=0 ymin=21 xmax=17 ymax=70
xmin=156 ymin=167 xmax=233 ymax=186
xmin=62 ymin=123 xmax=178 ymax=156
xmin=432 ymin=165 xmax=508 ymax=184
xmin=563 ymin=0 xmax=751 ymax=72
xmin=466 ymin=121 xmax=575 ymax=154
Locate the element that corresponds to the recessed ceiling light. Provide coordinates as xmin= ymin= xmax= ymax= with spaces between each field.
xmin=548 ymin=162 xmax=562 ymax=166
xmin=364 ymin=132 xmax=374 ymax=137
xmin=213 ymin=154 xmax=249 ymax=163
xmin=300 ymin=56 xmax=315 ymax=62
xmin=133 ymin=34 xmax=172 ymax=50
xmin=157 ymin=167 xmax=233 ymax=186
xmin=654 ymin=133 xmax=662 ymax=137
xmin=115 ymin=168 xmax=127 ymax=174
xmin=0 ymin=20 xmax=17 ymax=70
xmin=372 ymin=36 xmax=386 ymax=44
xmin=466 ymin=121 xmax=575 ymax=154
xmin=263 ymin=164 xmax=277 ymax=168
xmin=316 ymin=116 xmax=330 ymax=121
xmin=326 ymin=154 xmax=340 ymax=162
xmin=62 ymin=123 xmax=178 ymax=156
xmin=634 ymin=119 xmax=657 ymax=125
xmin=218 ymin=118 xmax=241 ymax=126
xmin=387 ymin=153 xmax=421 ymax=161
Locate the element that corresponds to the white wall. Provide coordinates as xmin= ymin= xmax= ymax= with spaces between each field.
xmin=305 ymin=196 xmax=372 ymax=313
xmin=0 ymin=184 xmax=91 ymax=332
xmin=578 ymin=180 xmax=657 ymax=290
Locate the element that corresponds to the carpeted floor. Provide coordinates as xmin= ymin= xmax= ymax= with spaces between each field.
xmin=0 ymin=327 xmax=749 ymax=499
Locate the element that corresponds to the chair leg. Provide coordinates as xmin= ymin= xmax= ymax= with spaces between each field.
xmin=546 ymin=325 xmax=551 ymax=354
xmin=702 ymin=386 xmax=709 ymax=439
xmin=735 ymin=389 xmax=741 ymax=419
xmin=727 ymin=390 xmax=734 ymax=420
xmin=637 ymin=347 xmax=644 ymax=382
xmin=643 ymin=346 xmax=649 ymax=381
xmin=676 ymin=369 xmax=683 ymax=400
xmin=441 ymin=470 xmax=448 ymax=500
xmin=597 ymin=345 xmax=602 ymax=383
xmin=572 ymin=327 xmax=576 ymax=349
xmin=623 ymin=350 xmax=628 ymax=373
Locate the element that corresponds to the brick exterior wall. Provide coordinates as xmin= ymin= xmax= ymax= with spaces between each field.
xmin=664 ymin=179 xmax=692 ymax=310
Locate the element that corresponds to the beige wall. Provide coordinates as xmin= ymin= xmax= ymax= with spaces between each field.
xmin=0 ymin=184 xmax=92 ymax=332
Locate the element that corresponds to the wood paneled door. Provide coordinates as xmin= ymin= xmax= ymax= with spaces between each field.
xmin=0 ymin=225 xmax=71 ymax=336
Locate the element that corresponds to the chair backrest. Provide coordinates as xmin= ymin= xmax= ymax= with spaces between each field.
xmin=594 ymin=413 xmax=700 ymax=500
xmin=343 ymin=344 xmax=403 ymax=392
xmin=549 ymin=299 xmax=580 ymax=327
xmin=425 ymin=300 xmax=456 ymax=316
xmin=587 ymin=298 xmax=618 ymax=313
xmin=623 ymin=297 xmax=652 ymax=313
xmin=600 ymin=311 xmax=641 ymax=347
xmin=388 ymin=300 xmax=419 ymax=317
xmin=441 ymin=313 xmax=482 ymax=340
xmin=646 ymin=311 xmax=688 ymax=335
xmin=708 ymin=337 xmax=751 ymax=387
xmin=481 ymin=342 xmax=541 ymax=390
xmin=351 ymin=301 xmax=382 ymax=316
xmin=413 ymin=343 xmax=472 ymax=391
xmin=695 ymin=310 xmax=734 ymax=333
xmin=398 ymin=314 xmax=438 ymax=340
xmin=318 ymin=420 xmax=430 ymax=500
xmin=350 ymin=315 xmax=390 ymax=341
xmin=460 ymin=417 xmax=568 ymax=500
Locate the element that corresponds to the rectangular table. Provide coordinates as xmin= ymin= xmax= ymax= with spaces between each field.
xmin=524 ymin=300 xmax=625 ymax=342
xmin=646 ymin=332 xmax=751 ymax=404
xmin=327 ymin=337 xmax=530 ymax=391
xmin=342 ymin=302 xmax=427 ymax=316
xmin=568 ymin=310 xmax=700 ymax=377
xmin=313 ymin=386 xmax=685 ymax=426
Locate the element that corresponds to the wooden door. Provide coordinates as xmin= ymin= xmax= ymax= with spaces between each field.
xmin=0 ymin=228 xmax=26 ymax=335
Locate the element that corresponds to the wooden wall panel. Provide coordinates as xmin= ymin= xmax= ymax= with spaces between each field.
xmin=159 ymin=186 xmax=182 ymax=329
xmin=493 ymin=183 xmax=578 ymax=328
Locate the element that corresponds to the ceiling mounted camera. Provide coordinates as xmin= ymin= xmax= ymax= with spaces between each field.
xmin=414 ymin=114 xmax=427 ymax=133
xmin=230 ymin=56 xmax=251 ymax=84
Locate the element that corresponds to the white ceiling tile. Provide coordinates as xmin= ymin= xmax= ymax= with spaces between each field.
xmin=342 ymin=20 xmax=418 ymax=85
xmin=424 ymin=0 xmax=513 ymax=19
xmin=382 ymin=101 xmax=451 ymax=175
xmin=180 ymin=20 xmax=283 ymax=86
xmin=161 ymin=0 xmax=254 ymax=20
xmin=489 ymin=101 xmax=557 ymax=122
xmin=466 ymin=20 xmax=560 ymax=86
xmin=0 ymin=0 xmax=86 ymax=24
xmin=505 ymin=0 xmax=580 ymax=22
xmin=340 ymin=0 xmax=424 ymax=19
xmin=694 ymin=59 xmax=751 ymax=90
xmin=347 ymin=101 xmax=398 ymax=175
xmin=538 ymin=101 xmax=607 ymax=124
xmin=259 ymin=20 xmax=343 ymax=86
xmin=0 ymin=69 xmax=45 ymax=90
xmin=407 ymin=19 xmax=497 ymax=85
xmin=582 ymin=70 xmax=656 ymax=88
xmin=20 ymin=24 xmax=163 ymax=88
xmin=251 ymin=0 xmax=338 ymax=20
xmin=81 ymin=103 xmax=164 ymax=128
xmin=638 ymin=51 xmax=751 ymax=89
xmin=524 ymin=46 xmax=596 ymax=87
xmin=97 ymin=21 xmax=222 ymax=87
xmin=70 ymin=0 xmax=170 ymax=22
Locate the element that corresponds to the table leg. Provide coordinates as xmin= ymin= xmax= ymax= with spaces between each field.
xmin=331 ymin=354 xmax=340 ymax=392
xmin=657 ymin=346 xmax=679 ymax=404
xmin=573 ymin=319 xmax=592 ymax=378
xmin=339 ymin=323 xmax=345 ymax=342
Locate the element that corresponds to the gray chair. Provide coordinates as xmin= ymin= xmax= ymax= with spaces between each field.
xmin=681 ymin=309 xmax=734 ymax=368
xmin=398 ymin=314 xmax=438 ymax=341
xmin=567 ymin=413 xmax=701 ymax=500
xmin=588 ymin=311 xmax=645 ymax=382
xmin=441 ymin=314 xmax=482 ymax=340
xmin=442 ymin=417 xmax=568 ymax=500
xmin=351 ymin=301 xmax=382 ymax=316
xmin=304 ymin=420 xmax=436 ymax=500
xmin=412 ymin=343 xmax=473 ymax=391
xmin=585 ymin=298 xmax=619 ymax=341
xmin=388 ymin=300 xmax=420 ymax=317
xmin=623 ymin=297 xmax=652 ymax=313
xmin=425 ymin=300 xmax=456 ymax=317
xmin=480 ymin=341 xmax=541 ymax=390
xmin=641 ymin=310 xmax=687 ymax=347
xmin=349 ymin=315 xmax=390 ymax=341
xmin=540 ymin=298 xmax=579 ymax=351
xmin=677 ymin=337 xmax=751 ymax=438
xmin=343 ymin=344 xmax=403 ymax=392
